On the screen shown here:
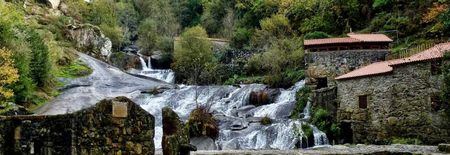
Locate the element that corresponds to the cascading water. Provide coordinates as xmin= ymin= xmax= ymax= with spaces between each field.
xmin=134 ymin=80 xmax=330 ymax=150
xmin=137 ymin=56 xmax=175 ymax=83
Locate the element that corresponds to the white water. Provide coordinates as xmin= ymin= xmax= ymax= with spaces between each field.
xmin=138 ymin=56 xmax=175 ymax=83
xmin=135 ymin=80 xmax=330 ymax=150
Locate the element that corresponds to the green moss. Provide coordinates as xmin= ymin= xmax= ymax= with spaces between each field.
xmin=260 ymin=116 xmax=272 ymax=125
xmin=391 ymin=137 xmax=422 ymax=145
xmin=55 ymin=60 xmax=93 ymax=78
xmin=311 ymin=108 xmax=341 ymax=142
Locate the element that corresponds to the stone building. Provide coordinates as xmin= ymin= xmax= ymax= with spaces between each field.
xmin=335 ymin=43 xmax=450 ymax=144
xmin=304 ymin=33 xmax=393 ymax=89
xmin=0 ymin=97 xmax=155 ymax=155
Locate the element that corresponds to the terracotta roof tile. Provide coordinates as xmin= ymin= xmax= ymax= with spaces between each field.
xmin=336 ymin=42 xmax=450 ymax=80
xmin=304 ymin=37 xmax=360 ymax=46
xmin=304 ymin=33 xmax=393 ymax=46
xmin=347 ymin=33 xmax=393 ymax=42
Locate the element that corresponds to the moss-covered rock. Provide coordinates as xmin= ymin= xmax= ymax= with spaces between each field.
xmin=162 ymin=107 xmax=197 ymax=155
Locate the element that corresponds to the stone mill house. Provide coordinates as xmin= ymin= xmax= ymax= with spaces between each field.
xmin=304 ymin=34 xmax=450 ymax=144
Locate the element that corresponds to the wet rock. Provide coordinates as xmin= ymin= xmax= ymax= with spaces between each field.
xmin=66 ymin=24 xmax=112 ymax=62
xmin=230 ymin=119 xmax=248 ymax=131
xmin=110 ymin=52 xmax=141 ymax=70
xmin=438 ymin=144 xmax=450 ymax=153
xmin=249 ymin=91 xmax=270 ymax=106
xmin=162 ymin=107 xmax=197 ymax=155
xmin=190 ymin=136 xmax=217 ymax=150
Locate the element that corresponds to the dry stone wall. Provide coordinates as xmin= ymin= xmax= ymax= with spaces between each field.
xmin=305 ymin=50 xmax=388 ymax=86
xmin=0 ymin=97 xmax=155 ymax=155
xmin=336 ymin=61 xmax=450 ymax=144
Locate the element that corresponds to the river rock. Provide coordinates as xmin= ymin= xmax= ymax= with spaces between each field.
xmin=162 ymin=107 xmax=197 ymax=155
xmin=190 ymin=136 xmax=217 ymax=150
xmin=110 ymin=52 xmax=141 ymax=70
xmin=66 ymin=24 xmax=112 ymax=62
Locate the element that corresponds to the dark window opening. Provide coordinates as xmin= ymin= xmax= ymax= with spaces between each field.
xmin=431 ymin=95 xmax=443 ymax=112
xmin=316 ymin=78 xmax=328 ymax=89
xmin=431 ymin=60 xmax=442 ymax=75
xmin=340 ymin=122 xmax=353 ymax=144
xmin=359 ymin=95 xmax=368 ymax=109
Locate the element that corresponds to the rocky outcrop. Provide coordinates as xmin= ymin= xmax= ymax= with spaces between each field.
xmin=66 ymin=24 xmax=112 ymax=62
xmin=162 ymin=107 xmax=196 ymax=155
xmin=0 ymin=97 xmax=155 ymax=155
xmin=249 ymin=89 xmax=280 ymax=106
xmin=110 ymin=52 xmax=142 ymax=70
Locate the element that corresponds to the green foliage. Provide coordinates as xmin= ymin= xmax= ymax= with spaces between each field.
xmin=391 ymin=137 xmax=422 ymax=145
xmin=301 ymin=124 xmax=313 ymax=139
xmin=172 ymin=26 xmax=216 ymax=84
xmin=291 ymin=86 xmax=311 ymax=119
xmin=55 ymin=60 xmax=93 ymax=78
xmin=304 ymin=31 xmax=330 ymax=39
xmin=251 ymin=14 xmax=292 ymax=49
xmin=373 ymin=0 xmax=390 ymax=9
xmin=27 ymin=29 xmax=51 ymax=87
xmin=311 ymin=108 xmax=341 ymax=141
xmin=224 ymin=75 xmax=265 ymax=85
xmin=187 ymin=105 xmax=219 ymax=139
xmin=231 ymin=28 xmax=252 ymax=49
xmin=260 ymin=116 xmax=272 ymax=125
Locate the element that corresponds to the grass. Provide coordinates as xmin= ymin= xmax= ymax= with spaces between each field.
xmin=260 ymin=115 xmax=272 ymax=125
xmin=55 ymin=60 xmax=93 ymax=78
xmin=391 ymin=137 xmax=422 ymax=145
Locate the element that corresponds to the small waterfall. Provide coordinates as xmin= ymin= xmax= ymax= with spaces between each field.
xmin=137 ymin=55 xmax=175 ymax=83
xmin=139 ymin=57 xmax=149 ymax=71
xmin=311 ymin=125 xmax=330 ymax=146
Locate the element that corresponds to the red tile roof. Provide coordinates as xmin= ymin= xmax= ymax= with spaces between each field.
xmin=336 ymin=42 xmax=450 ymax=80
xmin=304 ymin=33 xmax=393 ymax=46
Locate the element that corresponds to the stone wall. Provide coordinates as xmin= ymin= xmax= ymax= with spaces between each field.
xmin=305 ymin=50 xmax=388 ymax=86
xmin=336 ymin=61 xmax=450 ymax=144
xmin=0 ymin=97 xmax=155 ymax=155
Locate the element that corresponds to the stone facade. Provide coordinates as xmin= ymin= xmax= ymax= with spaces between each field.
xmin=0 ymin=97 xmax=155 ymax=155
xmin=336 ymin=61 xmax=450 ymax=144
xmin=305 ymin=50 xmax=388 ymax=87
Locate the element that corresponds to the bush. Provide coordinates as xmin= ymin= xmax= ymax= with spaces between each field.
xmin=231 ymin=28 xmax=252 ymax=49
xmin=186 ymin=105 xmax=219 ymax=139
xmin=304 ymin=31 xmax=330 ymax=39
xmin=311 ymin=108 xmax=341 ymax=142
xmin=301 ymin=124 xmax=313 ymax=139
xmin=260 ymin=115 xmax=272 ymax=125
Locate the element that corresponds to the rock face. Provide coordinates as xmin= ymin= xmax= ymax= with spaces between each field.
xmin=66 ymin=24 xmax=112 ymax=62
xmin=0 ymin=97 xmax=155 ymax=155
xmin=110 ymin=52 xmax=142 ymax=70
xmin=162 ymin=107 xmax=197 ymax=155
xmin=336 ymin=61 xmax=450 ymax=144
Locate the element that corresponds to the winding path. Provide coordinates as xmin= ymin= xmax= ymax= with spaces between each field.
xmin=34 ymin=52 xmax=174 ymax=115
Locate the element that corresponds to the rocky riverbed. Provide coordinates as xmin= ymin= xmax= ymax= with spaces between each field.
xmin=155 ymin=145 xmax=445 ymax=155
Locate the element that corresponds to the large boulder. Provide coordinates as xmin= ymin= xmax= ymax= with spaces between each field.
xmin=109 ymin=52 xmax=142 ymax=70
xmin=190 ymin=136 xmax=217 ymax=150
xmin=66 ymin=24 xmax=112 ymax=62
xmin=162 ymin=107 xmax=197 ymax=155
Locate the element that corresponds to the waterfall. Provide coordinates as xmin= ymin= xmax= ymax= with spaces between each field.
xmin=139 ymin=57 xmax=149 ymax=71
xmin=137 ymin=56 xmax=175 ymax=83
xmin=134 ymin=80 xmax=331 ymax=150
xmin=311 ymin=125 xmax=330 ymax=146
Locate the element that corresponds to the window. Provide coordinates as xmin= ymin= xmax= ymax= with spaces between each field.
xmin=431 ymin=60 xmax=442 ymax=75
xmin=316 ymin=78 xmax=328 ymax=89
xmin=358 ymin=95 xmax=368 ymax=109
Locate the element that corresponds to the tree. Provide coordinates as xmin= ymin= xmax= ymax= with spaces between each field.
xmin=172 ymin=26 xmax=214 ymax=84
xmin=137 ymin=19 xmax=159 ymax=55
xmin=27 ymin=30 xmax=51 ymax=87
xmin=251 ymin=14 xmax=293 ymax=50
xmin=0 ymin=48 xmax=19 ymax=103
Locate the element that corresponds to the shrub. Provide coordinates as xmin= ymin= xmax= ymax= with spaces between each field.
xmin=311 ymin=108 xmax=341 ymax=142
xmin=260 ymin=115 xmax=272 ymax=125
xmin=0 ymin=48 xmax=19 ymax=103
xmin=304 ymin=31 xmax=330 ymax=39
xmin=186 ymin=105 xmax=219 ymax=139
xmin=231 ymin=28 xmax=252 ymax=49
xmin=301 ymin=124 xmax=313 ymax=139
